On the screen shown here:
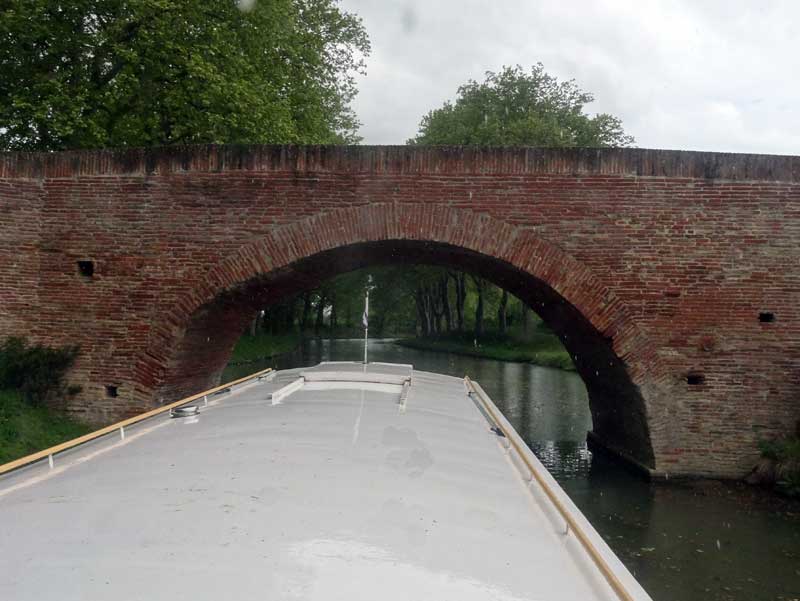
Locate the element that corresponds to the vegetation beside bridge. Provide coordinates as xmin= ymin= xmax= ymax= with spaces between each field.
xmin=752 ymin=428 xmax=800 ymax=498
xmin=0 ymin=338 xmax=89 ymax=465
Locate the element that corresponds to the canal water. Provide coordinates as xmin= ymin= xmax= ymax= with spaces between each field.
xmin=223 ymin=338 xmax=800 ymax=601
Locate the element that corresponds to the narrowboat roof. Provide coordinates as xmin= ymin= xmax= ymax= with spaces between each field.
xmin=0 ymin=362 xmax=652 ymax=601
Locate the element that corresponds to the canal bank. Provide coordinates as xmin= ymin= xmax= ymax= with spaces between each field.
xmin=227 ymin=332 xmax=302 ymax=366
xmin=395 ymin=332 xmax=575 ymax=371
xmin=223 ymin=338 xmax=800 ymax=601
xmin=228 ymin=329 xmax=575 ymax=373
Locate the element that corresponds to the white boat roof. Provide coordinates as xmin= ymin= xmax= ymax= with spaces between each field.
xmin=0 ymin=362 xmax=651 ymax=601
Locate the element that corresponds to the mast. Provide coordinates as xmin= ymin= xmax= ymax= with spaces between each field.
xmin=362 ymin=287 xmax=369 ymax=365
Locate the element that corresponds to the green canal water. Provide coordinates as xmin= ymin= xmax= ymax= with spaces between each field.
xmin=223 ymin=338 xmax=800 ymax=601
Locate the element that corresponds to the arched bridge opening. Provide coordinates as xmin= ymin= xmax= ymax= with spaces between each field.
xmin=152 ymin=235 xmax=659 ymax=471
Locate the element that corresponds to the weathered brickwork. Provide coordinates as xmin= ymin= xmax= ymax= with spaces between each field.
xmin=1 ymin=145 xmax=798 ymax=478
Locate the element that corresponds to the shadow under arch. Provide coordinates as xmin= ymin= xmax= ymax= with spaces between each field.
xmin=135 ymin=204 xmax=664 ymax=469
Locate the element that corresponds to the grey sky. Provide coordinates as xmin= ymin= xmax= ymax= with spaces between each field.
xmin=340 ymin=0 xmax=800 ymax=155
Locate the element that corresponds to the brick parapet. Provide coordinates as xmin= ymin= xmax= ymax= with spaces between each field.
xmin=1 ymin=145 xmax=799 ymax=182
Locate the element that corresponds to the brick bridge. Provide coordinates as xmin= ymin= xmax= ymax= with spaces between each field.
xmin=1 ymin=145 xmax=798 ymax=478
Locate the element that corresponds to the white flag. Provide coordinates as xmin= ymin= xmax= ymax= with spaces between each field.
xmin=362 ymin=292 xmax=369 ymax=329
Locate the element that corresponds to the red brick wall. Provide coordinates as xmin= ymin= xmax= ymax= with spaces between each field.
xmin=0 ymin=177 xmax=41 ymax=338
xmin=1 ymin=145 xmax=798 ymax=478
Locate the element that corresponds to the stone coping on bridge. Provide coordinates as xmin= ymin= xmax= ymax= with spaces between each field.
xmin=1 ymin=144 xmax=799 ymax=182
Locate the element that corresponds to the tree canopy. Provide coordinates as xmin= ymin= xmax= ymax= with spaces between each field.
xmin=0 ymin=0 xmax=369 ymax=151
xmin=394 ymin=64 xmax=635 ymax=345
xmin=409 ymin=64 xmax=633 ymax=147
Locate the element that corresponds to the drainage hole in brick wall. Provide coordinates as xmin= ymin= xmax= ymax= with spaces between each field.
xmin=687 ymin=373 xmax=705 ymax=386
xmin=105 ymin=385 xmax=118 ymax=398
xmin=758 ymin=312 xmax=775 ymax=323
xmin=77 ymin=260 xmax=95 ymax=278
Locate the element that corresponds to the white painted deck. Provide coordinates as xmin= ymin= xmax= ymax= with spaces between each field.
xmin=0 ymin=362 xmax=652 ymax=601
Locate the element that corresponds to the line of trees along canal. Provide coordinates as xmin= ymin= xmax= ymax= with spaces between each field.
xmin=250 ymin=267 xmax=532 ymax=340
xmin=237 ymin=266 xmax=575 ymax=373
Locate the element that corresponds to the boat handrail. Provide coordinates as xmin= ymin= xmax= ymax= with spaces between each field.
xmin=465 ymin=375 xmax=638 ymax=601
xmin=0 ymin=367 xmax=273 ymax=477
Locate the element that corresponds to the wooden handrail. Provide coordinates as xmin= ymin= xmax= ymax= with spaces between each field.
xmin=0 ymin=367 xmax=273 ymax=477
xmin=465 ymin=376 xmax=636 ymax=601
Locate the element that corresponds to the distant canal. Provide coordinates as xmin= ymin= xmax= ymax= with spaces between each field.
xmin=224 ymin=338 xmax=800 ymax=601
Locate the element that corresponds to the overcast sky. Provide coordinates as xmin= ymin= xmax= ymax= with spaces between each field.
xmin=340 ymin=0 xmax=800 ymax=155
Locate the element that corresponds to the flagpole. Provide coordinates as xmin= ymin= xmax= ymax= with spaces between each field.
xmin=363 ymin=288 xmax=369 ymax=365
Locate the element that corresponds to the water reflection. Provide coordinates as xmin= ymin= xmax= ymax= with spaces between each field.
xmin=223 ymin=338 xmax=800 ymax=601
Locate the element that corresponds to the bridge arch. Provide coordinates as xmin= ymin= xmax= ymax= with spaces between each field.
xmin=5 ymin=144 xmax=798 ymax=478
xmin=137 ymin=203 xmax=668 ymax=470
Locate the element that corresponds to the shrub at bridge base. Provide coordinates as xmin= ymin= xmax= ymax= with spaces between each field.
xmin=747 ymin=422 xmax=800 ymax=497
xmin=0 ymin=337 xmax=79 ymax=406
xmin=0 ymin=337 xmax=88 ymax=464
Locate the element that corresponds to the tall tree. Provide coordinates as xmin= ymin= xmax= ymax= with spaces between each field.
xmin=439 ymin=273 xmax=452 ymax=333
xmin=497 ymin=289 xmax=508 ymax=335
xmin=0 ymin=0 xmax=369 ymax=150
xmin=409 ymin=64 xmax=633 ymax=147
xmin=471 ymin=275 xmax=485 ymax=340
xmin=409 ymin=64 xmax=633 ymax=340
xmin=300 ymin=293 xmax=312 ymax=331
xmin=521 ymin=302 xmax=529 ymax=334
xmin=450 ymin=271 xmax=466 ymax=332
xmin=314 ymin=292 xmax=326 ymax=335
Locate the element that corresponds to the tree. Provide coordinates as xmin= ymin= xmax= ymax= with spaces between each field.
xmin=407 ymin=64 xmax=633 ymax=342
xmin=363 ymin=267 xmax=416 ymax=336
xmin=409 ymin=64 xmax=633 ymax=147
xmin=314 ymin=291 xmax=326 ymax=335
xmin=497 ymin=289 xmax=508 ymax=335
xmin=449 ymin=271 xmax=466 ymax=332
xmin=0 ymin=0 xmax=370 ymax=150
xmin=471 ymin=275 xmax=486 ymax=339
xmin=300 ymin=293 xmax=312 ymax=331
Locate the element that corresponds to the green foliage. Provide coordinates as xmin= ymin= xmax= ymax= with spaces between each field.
xmin=0 ymin=337 xmax=79 ymax=405
xmin=235 ymin=263 xmax=574 ymax=367
xmin=366 ymin=267 xmax=424 ymax=335
xmin=758 ymin=436 xmax=800 ymax=462
xmin=409 ymin=64 xmax=633 ymax=147
xmin=302 ymin=266 xmax=420 ymax=337
xmin=0 ymin=389 xmax=91 ymax=464
xmin=758 ymin=433 xmax=800 ymax=497
xmin=0 ymin=0 xmax=369 ymax=150
xmin=230 ymin=331 xmax=300 ymax=364
xmin=779 ymin=473 xmax=800 ymax=498
xmin=365 ymin=63 xmax=634 ymax=362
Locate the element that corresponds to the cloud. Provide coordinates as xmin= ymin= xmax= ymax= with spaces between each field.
xmin=341 ymin=0 xmax=800 ymax=154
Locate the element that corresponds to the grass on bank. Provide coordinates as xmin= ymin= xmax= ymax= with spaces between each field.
xmin=396 ymin=331 xmax=575 ymax=371
xmin=0 ymin=389 xmax=91 ymax=465
xmin=229 ymin=332 xmax=301 ymax=364
xmin=0 ymin=337 xmax=90 ymax=465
